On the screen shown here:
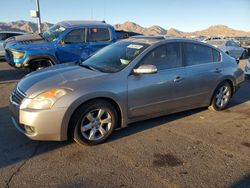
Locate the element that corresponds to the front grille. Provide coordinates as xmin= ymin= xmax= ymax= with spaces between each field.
xmin=11 ymin=87 xmax=26 ymax=106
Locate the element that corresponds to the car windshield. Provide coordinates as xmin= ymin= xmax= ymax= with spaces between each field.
xmin=42 ymin=24 xmax=66 ymax=42
xmin=207 ymin=40 xmax=225 ymax=45
xmin=81 ymin=41 xmax=149 ymax=73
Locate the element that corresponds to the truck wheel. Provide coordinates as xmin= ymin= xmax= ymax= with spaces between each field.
xmin=70 ymin=100 xmax=118 ymax=146
xmin=29 ymin=59 xmax=53 ymax=72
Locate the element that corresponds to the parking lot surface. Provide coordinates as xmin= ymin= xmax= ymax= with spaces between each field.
xmin=0 ymin=60 xmax=250 ymax=188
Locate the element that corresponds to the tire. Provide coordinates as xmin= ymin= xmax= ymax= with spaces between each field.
xmin=70 ymin=100 xmax=118 ymax=146
xmin=209 ymin=82 xmax=233 ymax=111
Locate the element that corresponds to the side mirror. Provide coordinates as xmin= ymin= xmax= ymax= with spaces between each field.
xmin=133 ymin=65 xmax=157 ymax=75
xmin=58 ymin=40 xmax=65 ymax=46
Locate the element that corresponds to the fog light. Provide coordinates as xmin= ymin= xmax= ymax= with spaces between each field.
xmin=24 ymin=125 xmax=35 ymax=134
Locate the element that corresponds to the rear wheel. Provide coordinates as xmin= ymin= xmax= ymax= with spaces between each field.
xmin=209 ymin=82 xmax=232 ymax=111
xmin=70 ymin=100 xmax=118 ymax=146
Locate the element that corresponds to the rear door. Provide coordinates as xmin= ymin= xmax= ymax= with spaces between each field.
xmin=85 ymin=27 xmax=112 ymax=57
xmin=183 ymin=42 xmax=222 ymax=107
xmin=128 ymin=42 xmax=189 ymax=118
xmin=56 ymin=28 xmax=88 ymax=63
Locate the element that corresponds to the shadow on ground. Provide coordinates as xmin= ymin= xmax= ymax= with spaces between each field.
xmin=0 ymin=68 xmax=28 ymax=82
xmin=230 ymin=173 xmax=250 ymax=188
xmin=0 ymin=106 xmax=70 ymax=169
xmin=108 ymin=108 xmax=206 ymax=143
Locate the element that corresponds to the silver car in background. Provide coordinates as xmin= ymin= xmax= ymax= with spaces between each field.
xmin=245 ymin=58 xmax=250 ymax=76
xmin=0 ymin=31 xmax=26 ymax=58
xmin=9 ymin=36 xmax=245 ymax=145
xmin=206 ymin=39 xmax=248 ymax=60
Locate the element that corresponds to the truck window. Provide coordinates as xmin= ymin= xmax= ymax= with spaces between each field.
xmin=64 ymin=29 xmax=85 ymax=44
xmin=87 ymin=28 xmax=111 ymax=42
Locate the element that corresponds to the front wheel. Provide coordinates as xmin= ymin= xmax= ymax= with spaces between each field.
xmin=209 ymin=82 xmax=233 ymax=111
xmin=70 ymin=100 xmax=118 ymax=146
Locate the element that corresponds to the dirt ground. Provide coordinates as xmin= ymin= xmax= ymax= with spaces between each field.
xmin=0 ymin=60 xmax=249 ymax=188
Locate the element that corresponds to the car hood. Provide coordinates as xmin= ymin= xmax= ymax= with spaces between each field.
xmin=17 ymin=63 xmax=107 ymax=98
xmin=5 ymin=33 xmax=53 ymax=51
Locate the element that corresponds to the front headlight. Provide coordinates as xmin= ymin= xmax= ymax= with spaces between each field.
xmin=11 ymin=50 xmax=25 ymax=59
xmin=20 ymin=88 xmax=72 ymax=110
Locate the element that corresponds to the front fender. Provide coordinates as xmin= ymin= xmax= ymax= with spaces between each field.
xmin=60 ymin=91 xmax=127 ymax=140
xmin=23 ymin=54 xmax=59 ymax=67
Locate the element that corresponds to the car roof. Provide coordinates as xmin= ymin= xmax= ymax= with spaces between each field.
xmin=127 ymin=35 xmax=210 ymax=45
xmin=0 ymin=31 xmax=27 ymax=34
xmin=206 ymin=39 xmax=228 ymax=43
xmin=58 ymin=20 xmax=109 ymax=28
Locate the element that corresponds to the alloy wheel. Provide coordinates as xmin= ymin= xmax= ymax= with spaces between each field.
xmin=215 ymin=85 xmax=231 ymax=108
xmin=80 ymin=109 xmax=112 ymax=141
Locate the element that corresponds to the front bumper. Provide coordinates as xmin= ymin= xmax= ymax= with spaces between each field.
xmin=9 ymin=99 xmax=68 ymax=141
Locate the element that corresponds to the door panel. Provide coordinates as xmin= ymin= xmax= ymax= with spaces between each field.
xmin=182 ymin=42 xmax=222 ymax=107
xmin=185 ymin=63 xmax=222 ymax=107
xmin=128 ymin=67 xmax=187 ymax=118
xmin=56 ymin=28 xmax=87 ymax=63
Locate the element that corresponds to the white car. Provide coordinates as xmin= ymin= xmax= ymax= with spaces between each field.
xmin=0 ymin=31 xmax=26 ymax=58
xmin=206 ymin=39 xmax=248 ymax=60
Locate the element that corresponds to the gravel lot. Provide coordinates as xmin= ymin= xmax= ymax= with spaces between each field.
xmin=0 ymin=60 xmax=250 ymax=188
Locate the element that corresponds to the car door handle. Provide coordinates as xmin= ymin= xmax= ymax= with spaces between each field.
xmin=214 ymin=68 xmax=222 ymax=73
xmin=79 ymin=46 xmax=85 ymax=50
xmin=174 ymin=76 xmax=183 ymax=83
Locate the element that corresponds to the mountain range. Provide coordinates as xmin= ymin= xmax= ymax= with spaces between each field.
xmin=1 ymin=20 xmax=250 ymax=37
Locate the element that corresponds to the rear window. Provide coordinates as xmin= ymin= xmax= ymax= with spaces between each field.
xmin=183 ymin=43 xmax=213 ymax=66
xmin=87 ymin=28 xmax=111 ymax=42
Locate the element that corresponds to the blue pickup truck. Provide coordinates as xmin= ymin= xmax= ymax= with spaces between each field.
xmin=5 ymin=20 xmax=140 ymax=71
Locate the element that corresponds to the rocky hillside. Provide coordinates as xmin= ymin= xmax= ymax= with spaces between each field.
xmin=0 ymin=20 xmax=53 ymax=33
xmin=185 ymin=25 xmax=250 ymax=37
xmin=115 ymin=22 xmax=250 ymax=37
xmin=1 ymin=20 xmax=250 ymax=37
xmin=114 ymin=22 xmax=167 ymax=35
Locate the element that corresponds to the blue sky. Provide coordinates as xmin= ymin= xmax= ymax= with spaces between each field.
xmin=1 ymin=0 xmax=250 ymax=32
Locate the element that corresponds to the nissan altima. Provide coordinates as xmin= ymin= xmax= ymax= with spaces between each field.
xmin=9 ymin=36 xmax=245 ymax=145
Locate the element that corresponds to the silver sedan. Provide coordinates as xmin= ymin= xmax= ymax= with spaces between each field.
xmin=9 ymin=36 xmax=245 ymax=145
xmin=206 ymin=39 xmax=248 ymax=60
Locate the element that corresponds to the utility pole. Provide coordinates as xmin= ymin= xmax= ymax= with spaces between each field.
xmin=36 ymin=0 xmax=42 ymax=33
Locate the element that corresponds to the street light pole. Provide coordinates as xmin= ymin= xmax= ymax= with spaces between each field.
xmin=36 ymin=0 xmax=42 ymax=33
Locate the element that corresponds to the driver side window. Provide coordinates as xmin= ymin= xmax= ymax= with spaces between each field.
xmin=140 ymin=43 xmax=181 ymax=70
xmin=63 ymin=29 xmax=85 ymax=44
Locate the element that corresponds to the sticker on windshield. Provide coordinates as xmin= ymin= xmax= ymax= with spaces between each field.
xmin=127 ymin=44 xmax=144 ymax=49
